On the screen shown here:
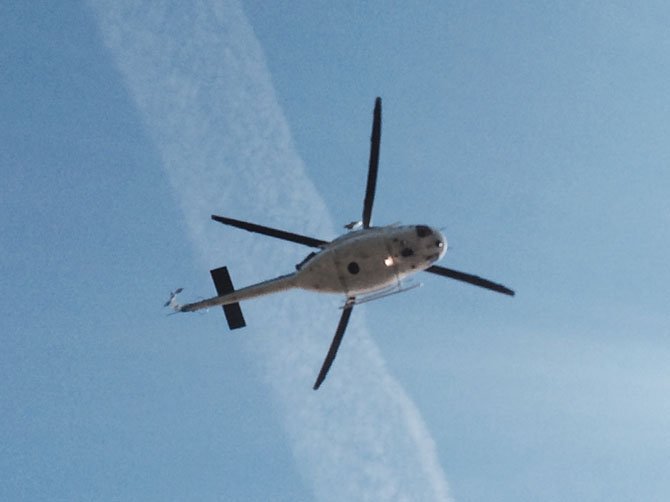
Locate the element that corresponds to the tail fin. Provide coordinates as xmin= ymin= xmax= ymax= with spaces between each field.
xmin=210 ymin=266 xmax=246 ymax=330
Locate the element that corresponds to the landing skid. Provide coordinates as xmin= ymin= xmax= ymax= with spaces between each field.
xmin=341 ymin=280 xmax=423 ymax=308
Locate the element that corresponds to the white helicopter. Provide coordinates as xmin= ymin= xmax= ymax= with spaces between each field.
xmin=168 ymin=97 xmax=514 ymax=390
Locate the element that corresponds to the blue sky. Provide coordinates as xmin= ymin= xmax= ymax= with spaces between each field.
xmin=2 ymin=1 xmax=670 ymax=501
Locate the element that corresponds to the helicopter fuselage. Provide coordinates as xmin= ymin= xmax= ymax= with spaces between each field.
xmin=295 ymin=224 xmax=447 ymax=296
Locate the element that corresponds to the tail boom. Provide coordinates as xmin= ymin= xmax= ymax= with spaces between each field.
xmin=178 ymin=272 xmax=298 ymax=313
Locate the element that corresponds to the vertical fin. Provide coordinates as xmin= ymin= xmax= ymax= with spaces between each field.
xmin=210 ymin=266 xmax=246 ymax=330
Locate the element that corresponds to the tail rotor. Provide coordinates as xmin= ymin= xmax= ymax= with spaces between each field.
xmin=164 ymin=288 xmax=184 ymax=311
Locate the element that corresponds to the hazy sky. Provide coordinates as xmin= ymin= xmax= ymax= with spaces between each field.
xmin=2 ymin=1 xmax=670 ymax=501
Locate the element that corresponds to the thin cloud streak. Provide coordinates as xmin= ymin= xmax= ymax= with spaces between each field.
xmin=90 ymin=1 xmax=451 ymax=500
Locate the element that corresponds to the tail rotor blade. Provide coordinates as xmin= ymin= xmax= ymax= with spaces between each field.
xmin=362 ymin=97 xmax=382 ymax=228
xmin=164 ymin=288 xmax=184 ymax=310
xmin=425 ymin=265 xmax=515 ymax=296
xmin=313 ymin=299 xmax=355 ymax=390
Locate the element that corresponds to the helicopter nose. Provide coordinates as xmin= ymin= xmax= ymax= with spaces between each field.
xmin=434 ymin=228 xmax=447 ymax=258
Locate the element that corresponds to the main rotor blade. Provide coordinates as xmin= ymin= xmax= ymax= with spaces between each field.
xmin=425 ymin=265 xmax=515 ymax=296
xmin=362 ymin=97 xmax=382 ymax=229
xmin=313 ymin=299 xmax=355 ymax=390
xmin=211 ymin=215 xmax=328 ymax=248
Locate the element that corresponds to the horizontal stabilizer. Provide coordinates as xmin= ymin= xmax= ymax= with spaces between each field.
xmin=210 ymin=266 xmax=246 ymax=330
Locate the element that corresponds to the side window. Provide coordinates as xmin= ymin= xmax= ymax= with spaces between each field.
xmin=415 ymin=225 xmax=433 ymax=238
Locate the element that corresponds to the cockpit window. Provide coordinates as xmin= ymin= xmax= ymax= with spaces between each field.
xmin=416 ymin=225 xmax=433 ymax=238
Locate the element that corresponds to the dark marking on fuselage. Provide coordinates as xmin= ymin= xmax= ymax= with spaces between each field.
xmin=416 ymin=225 xmax=433 ymax=238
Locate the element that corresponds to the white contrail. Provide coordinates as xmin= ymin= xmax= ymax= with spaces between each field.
xmin=89 ymin=1 xmax=451 ymax=500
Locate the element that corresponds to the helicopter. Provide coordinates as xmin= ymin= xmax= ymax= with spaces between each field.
xmin=168 ymin=97 xmax=514 ymax=390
